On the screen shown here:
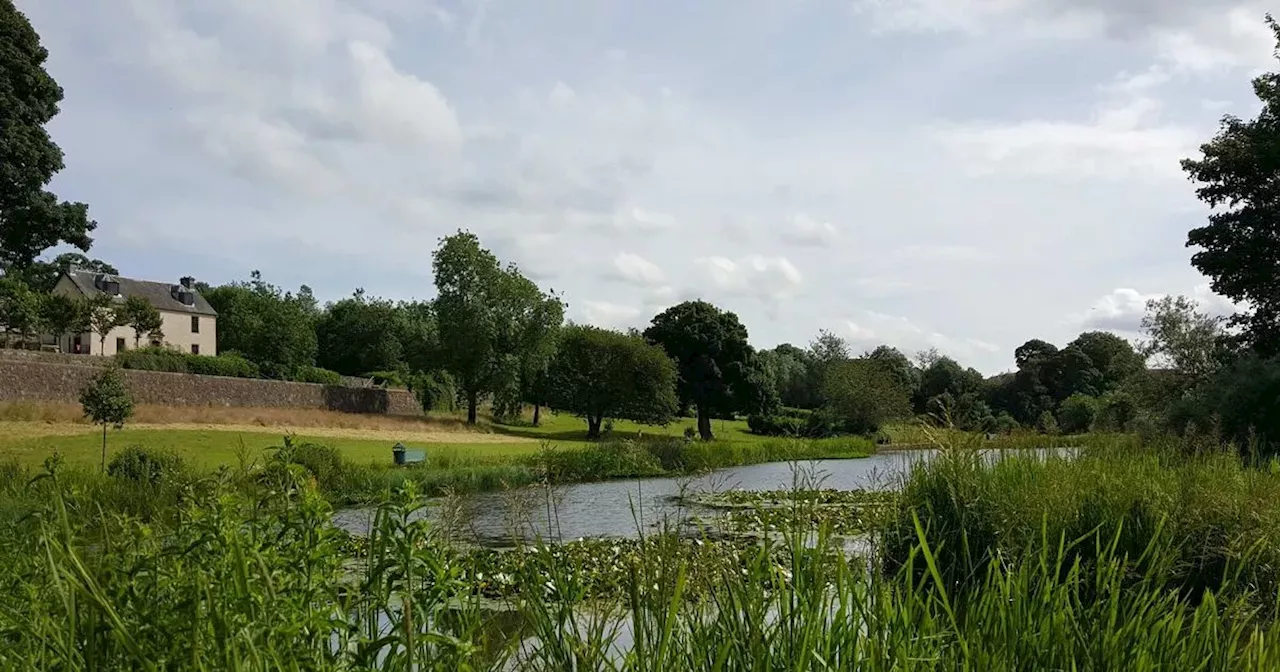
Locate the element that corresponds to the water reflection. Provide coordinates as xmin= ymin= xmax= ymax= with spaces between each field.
xmin=333 ymin=448 xmax=1066 ymax=546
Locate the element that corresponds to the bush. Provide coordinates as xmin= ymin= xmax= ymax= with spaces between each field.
xmin=292 ymin=366 xmax=342 ymax=385
xmin=406 ymin=370 xmax=457 ymax=413
xmin=117 ymin=347 xmax=260 ymax=379
xmin=994 ymin=412 xmax=1020 ymax=435
xmin=1056 ymin=393 xmax=1099 ymax=434
xmin=106 ymin=446 xmax=186 ymax=486
xmin=1036 ymin=410 xmax=1059 ymax=435
xmin=365 ymin=370 xmax=405 ymax=388
xmin=287 ymin=443 xmax=345 ymax=491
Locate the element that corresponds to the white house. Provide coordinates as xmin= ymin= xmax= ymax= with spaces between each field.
xmin=53 ymin=269 xmax=219 ymax=356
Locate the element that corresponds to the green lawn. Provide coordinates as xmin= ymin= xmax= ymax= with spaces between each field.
xmin=492 ymin=411 xmax=768 ymax=444
xmin=0 ymin=428 xmax=545 ymax=471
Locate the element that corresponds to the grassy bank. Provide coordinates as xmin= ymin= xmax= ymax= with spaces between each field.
xmin=5 ymin=445 xmax=1280 ymax=669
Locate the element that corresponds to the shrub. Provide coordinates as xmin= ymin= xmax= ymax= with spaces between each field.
xmin=1036 ymin=410 xmax=1059 ymax=435
xmin=287 ymin=443 xmax=345 ymax=491
xmin=365 ymin=370 xmax=405 ymax=388
xmin=1056 ymin=393 xmax=1099 ymax=434
xmin=293 ymin=366 xmax=342 ymax=385
xmin=117 ymin=346 xmax=260 ymax=379
xmin=407 ymin=370 xmax=457 ymax=413
xmin=186 ymin=351 xmax=260 ymax=378
xmin=106 ymin=446 xmax=185 ymax=486
xmin=994 ymin=412 xmax=1020 ymax=435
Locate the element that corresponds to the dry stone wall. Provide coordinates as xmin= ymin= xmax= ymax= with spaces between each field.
xmin=0 ymin=354 xmax=421 ymax=415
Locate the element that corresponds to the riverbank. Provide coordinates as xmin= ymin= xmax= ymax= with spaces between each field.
xmin=6 ymin=437 xmax=1280 ymax=668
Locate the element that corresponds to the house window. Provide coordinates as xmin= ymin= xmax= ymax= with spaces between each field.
xmin=116 ymin=337 xmax=126 ymax=353
xmin=191 ymin=316 xmax=200 ymax=333
xmin=191 ymin=344 xmax=200 ymax=355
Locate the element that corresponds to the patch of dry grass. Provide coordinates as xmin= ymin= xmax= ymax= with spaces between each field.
xmin=0 ymin=401 xmax=484 ymax=434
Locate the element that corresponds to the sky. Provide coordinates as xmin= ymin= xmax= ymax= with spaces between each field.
xmin=15 ymin=0 xmax=1276 ymax=374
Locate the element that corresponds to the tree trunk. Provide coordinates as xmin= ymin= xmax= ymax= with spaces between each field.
xmin=586 ymin=415 xmax=602 ymax=440
xmin=697 ymin=406 xmax=714 ymax=441
xmin=467 ymin=391 xmax=478 ymax=425
xmin=533 ymin=403 xmax=541 ymax=427
xmin=101 ymin=424 xmax=108 ymax=473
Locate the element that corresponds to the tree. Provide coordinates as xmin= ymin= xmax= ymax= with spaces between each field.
xmin=1139 ymin=295 xmax=1228 ymax=391
xmin=40 ymin=292 xmax=87 ymax=352
xmin=203 ymin=271 xmax=318 ymax=378
xmin=1056 ymin=393 xmax=1099 ymax=434
xmin=545 ymin=325 xmax=678 ymax=438
xmin=492 ymin=272 xmax=565 ymax=424
xmin=644 ymin=300 xmax=755 ymax=440
xmin=85 ymin=293 xmax=121 ymax=353
xmin=0 ymin=275 xmax=40 ymax=347
xmin=916 ymin=356 xmax=983 ymax=416
xmin=122 ymin=295 xmax=163 ymax=348
xmin=866 ymin=345 xmax=919 ymax=398
xmin=0 ymin=0 xmax=95 ymax=270
xmin=1180 ymin=16 xmax=1280 ymax=354
xmin=1014 ymin=339 xmax=1059 ymax=369
xmin=79 ymin=365 xmax=134 ymax=472
xmin=760 ymin=345 xmax=817 ymax=409
xmin=1046 ymin=345 xmax=1101 ymax=401
xmin=1067 ymin=331 xmax=1143 ymax=392
xmin=19 ymin=252 xmax=115 ymax=293
xmin=316 ymin=289 xmax=406 ymax=376
xmin=821 ymin=358 xmax=912 ymax=435
xmin=432 ymin=231 xmax=560 ymax=424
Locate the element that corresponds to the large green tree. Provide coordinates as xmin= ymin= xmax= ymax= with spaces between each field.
xmin=822 ymin=358 xmax=912 ymax=435
xmin=121 ymin=295 xmax=163 ymax=348
xmin=432 ymin=231 xmax=560 ymax=424
xmin=545 ymin=324 xmax=678 ymax=438
xmin=1139 ymin=295 xmax=1228 ymax=393
xmin=0 ymin=0 xmax=95 ymax=270
xmin=315 ymin=289 xmax=406 ymax=376
xmin=643 ymin=300 xmax=755 ymax=440
xmin=759 ymin=344 xmax=817 ymax=409
xmin=18 ymin=252 xmax=115 ymax=293
xmin=203 ymin=271 xmax=318 ymax=379
xmin=39 ymin=291 xmax=87 ymax=351
xmin=0 ymin=275 xmax=40 ymax=346
xmin=1180 ymin=16 xmax=1280 ymax=353
xmin=1067 ymin=331 xmax=1143 ymax=392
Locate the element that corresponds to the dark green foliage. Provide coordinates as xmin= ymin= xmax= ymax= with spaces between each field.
xmin=1056 ymin=393 xmax=1099 ymax=434
xmin=80 ymin=365 xmax=134 ymax=470
xmin=1068 ymin=331 xmax=1143 ymax=392
xmin=0 ymin=274 xmax=40 ymax=345
xmin=0 ymin=0 xmax=96 ymax=269
xmin=757 ymin=346 xmax=816 ymax=409
xmin=366 ymin=370 xmax=406 ymax=387
xmin=85 ymin=292 xmax=121 ymax=352
xmin=915 ymin=356 xmax=983 ymax=415
xmin=406 ymin=369 xmax=458 ymax=413
xmin=432 ymin=231 xmax=564 ymax=424
xmin=1172 ymin=354 xmax=1280 ymax=459
xmin=315 ymin=289 xmax=405 ymax=376
xmin=18 ymin=252 xmax=115 ymax=293
xmin=117 ymin=346 xmax=260 ymax=378
xmin=1036 ymin=409 xmax=1059 ymax=435
xmin=121 ymin=295 xmax=163 ymax=347
xmin=822 ymin=358 xmax=913 ymax=435
xmin=292 ymin=366 xmax=341 ymax=386
xmin=544 ymin=324 xmax=678 ymax=439
xmin=1180 ymin=17 xmax=1280 ymax=354
xmin=746 ymin=413 xmax=806 ymax=437
xmin=1094 ymin=390 xmax=1138 ymax=432
xmin=38 ymin=291 xmax=87 ymax=349
xmin=106 ymin=445 xmax=185 ymax=486
xmin=203 ymin=271 xmax=318 ymax=379
xmin=644 ymin=300 xmax=757 ymax=440
xmin=281 ymin=440 xmax=344 ymax=491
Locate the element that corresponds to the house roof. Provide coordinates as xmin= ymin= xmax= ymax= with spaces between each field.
xmin=64 ymin=269 xmax=219 ymax=317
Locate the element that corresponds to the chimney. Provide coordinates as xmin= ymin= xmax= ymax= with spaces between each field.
xmin=180 ymin=276 xmax=194 ymax=289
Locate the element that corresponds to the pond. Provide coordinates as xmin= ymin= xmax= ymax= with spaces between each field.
xmin=333 ymin=448 xmax=1064 ymax=545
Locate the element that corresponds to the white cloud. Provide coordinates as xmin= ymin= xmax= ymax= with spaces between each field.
xmin=610 ymin=252 xmax=666 ymax=286
xmin=695 ymin=254 xmax=804 ymax=301
xmin=782 ymin=213 xmax=839 ymax=246
xmin=1075 ymin=284 xmax=1242 ymax=333
xmin=580 ymin=300 xmax=643 ymax=330
xmin=611 ymin=207 xmax=677 ymax=233
xmin=844 ymin=311 xmax=999 ymax=362
xmin=344 ymin=41 xmax=461 ymax=148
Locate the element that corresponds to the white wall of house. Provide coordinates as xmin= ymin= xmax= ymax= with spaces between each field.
xmin=52 ymin=277 xmax=218 ymax=356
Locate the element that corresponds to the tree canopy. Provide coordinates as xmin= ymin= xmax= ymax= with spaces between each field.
xmin=644 ymin=300 xmax=756 ymax=440
xmin=1181 ymin=15 xmax=1280 ymax=354
xmin=203 ymin=272 xmax=318 ymax=379
xmin=0 ymin=0 xmax=95 ymax=270
xmin=822 ymin=358 xmax=912 ymax=435
xmin=544 ymin=324 xmax=678 ymax=438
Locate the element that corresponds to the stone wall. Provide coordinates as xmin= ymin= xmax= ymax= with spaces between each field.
xmin=0 ymin=357 xmax=422 ymax=416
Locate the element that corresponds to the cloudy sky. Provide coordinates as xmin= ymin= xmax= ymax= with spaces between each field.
xmin=17 ymin=0 xmax=1275 ymax=373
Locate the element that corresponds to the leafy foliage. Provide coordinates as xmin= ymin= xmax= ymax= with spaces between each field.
xmin=315 ymin=289 xmax=408 ymax=376
xmin=0 ymin=274 xmax=40 ymax=345
xmin=0 ymin=0 xmax=96 ymax=269
xmin=18 ymin=252 xmax=115 ymax=293
xmin=121 ymin=294 xmax=163 ymax=347
xmin=1056 ymin=393 xmax=1099 ymax=434
xmin=85 ymin=292 xmax=122 ymax=352
xmin=117 ymin=346 xmax=260 ymax=378
xmin=106 ymin=445 xmax=185 ymax=486
xmin=544 ymin=324 xmax=678 ymax=438
xmin=291 ymin=366 xmax=342 ymax=386
xmin=822 ymin=358 xmax=913 ymax=435
xmin=406 ymin=369 xmax=458 ymax=414
xmin=644 ymin=300 xmax=757 ymax=440
xmin=203 ymin=271 xmax=318 ymax=379
xmin=1180 ymin=17 xmax=1280 ymax=354
xmin=39 ymin=291 xmax=87 ymax=348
